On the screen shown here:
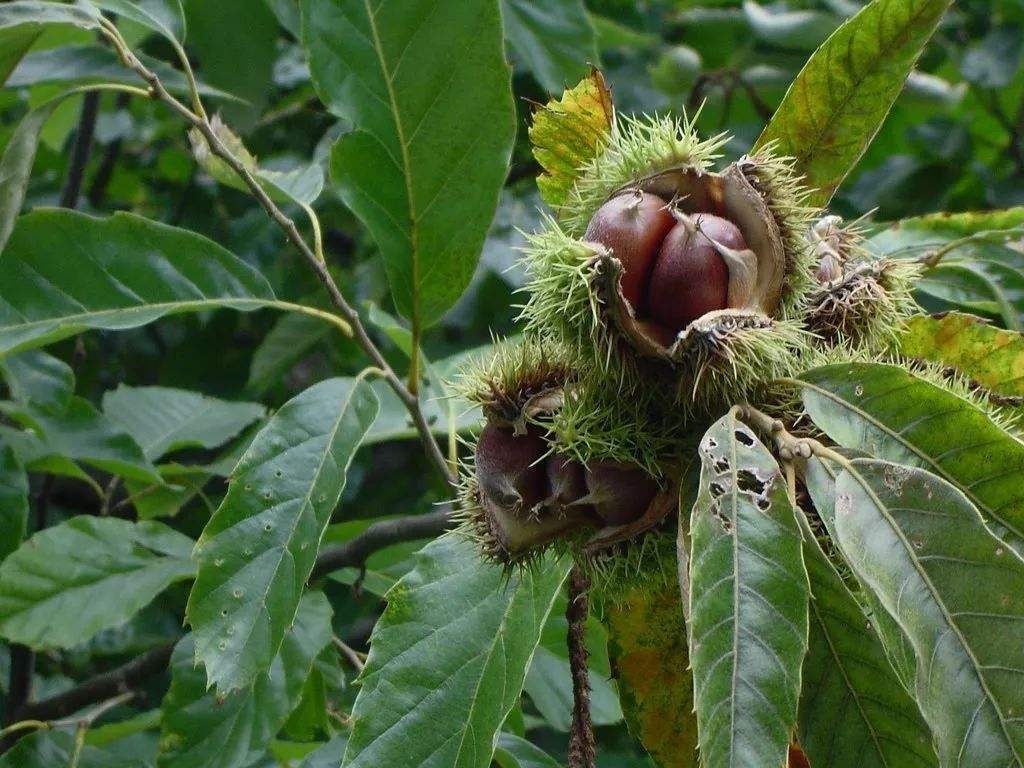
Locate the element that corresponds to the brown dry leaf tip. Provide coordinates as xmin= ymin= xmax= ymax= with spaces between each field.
xmin=580 ymin=162 xmax=788 ymax=359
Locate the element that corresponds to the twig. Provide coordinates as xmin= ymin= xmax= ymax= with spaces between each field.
xmin=98 ymin=20 xmax=454 ymax=485
xmin=12 ymin=642 xmax=175 ymax=724
xmin=60 ymin=91 xmax=101 ymax=209
xmin=88 ymin=91 xmax=132 ymax=208
xmin=332 ymin=636 xmax=366 ymax=673
xmin=311 ymin=509 xmax=453 ymax=579
xmin=566 ymin=565 xmax=596 ymax=768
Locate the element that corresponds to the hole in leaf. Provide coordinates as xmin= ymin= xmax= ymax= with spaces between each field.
xmin=734 ymin=429 xmax=754 ymax=447
xmin=737 ymin=469 xmax=766 ymax=495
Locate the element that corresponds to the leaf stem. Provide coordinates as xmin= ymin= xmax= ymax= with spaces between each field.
xmin=97 ymin=23 xmax=454 ymax=485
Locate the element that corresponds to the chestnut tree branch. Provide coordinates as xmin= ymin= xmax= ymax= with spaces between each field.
xmin=12 ymin=642 xmax=175 ymax=724
xmin=98 ymin=21 xmax=454 ymax=485
xmin=566 ymin=565 xmax=596 ymax=768
xmin=311 ymin=508 xmax=453 ymax=579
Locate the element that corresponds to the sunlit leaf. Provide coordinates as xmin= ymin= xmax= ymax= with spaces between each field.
xmin=529 ymin=69 xmax=614 ymax=209
xmin=689 ymin=411 xmax=808 ymax=768
xmin=0 ymin=516 xmax=195 ymax=649
xmin=342 ymin=534 xmax=569 ymax=768
xmin=755 ymin=0 xmax=953 ymax=204
xmin=897 ymin=312 xmax=1024 ymax=397
xmin=835 ymin=459 xmax=1024 ymax=765
xmin=304 ymin=0 xmax=516 ymax=329
xmin=186 ymin=376 xmax=378 ymax=693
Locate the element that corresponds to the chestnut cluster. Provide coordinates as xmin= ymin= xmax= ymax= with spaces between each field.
xmin=475 ymin=421 xmax=659 ymax=555
xmin=584 ymin=190 xmax=746 ymax=339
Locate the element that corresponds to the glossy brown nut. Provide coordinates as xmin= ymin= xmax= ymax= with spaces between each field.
xmin=545 ymin=453 xmax=589 ymax=512
xmin=584 ymin=190 xmax=676 ymax=310
xmin=475 ymin=422 xmax=548 ymax=515
xmin=647 ymin=213 xmax=742 ymax=334
xmin=584 ymin=460 xmax=659 ymax=526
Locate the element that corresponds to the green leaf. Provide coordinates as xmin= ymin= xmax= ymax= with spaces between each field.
xmin=245 ymin=312 xmax=335 ymax=397
xmin=0 ymin=729 xmax=147 ymax=768
xmin=835 ymin=459 xmax=1024 ymax=765
xmin=0 ymin=210 xmax=278 ymax=356
xmin=897 ymin=312 xmax=1024 ymax=397
xmin=298 ymin=735 xmax=349 ymax=768
xmin=742 ymin=0 xmax=839 ymax=50
xmin=754 ymin=0 xmax=953 ymax=205
xmin=304 ymin=0 xmax=516 ymax=328
xmin=500 ymin=0 xmax=598 ymax=94
xmin=123 ymin=462 xmax=217 ymax=520
xmin=2 ymin=395 xmax=160 ymax=483
xmin=689 ymin=411 xmax=808 ymax=768
xmin=0 ymin=349 xmax=74 ymax=414
xmin=493 ymin=734 xmax=561 ymax=768
xmin=604 ymin=581 xmax=699 ymax=768
xmin=102 ymin=385 xmax=265 ymax=461
xmin=342 ymin=535 xmax=569 ymax=768
xmin=0 ymin=516 xmax=195 ymax=649
xmin=158 ymin=591 xmax=333 ymax=768
xmin=189 ymin=116 xmax=324 ymax=207
xmin=0 ymin=94 xmax=72 ymax=255
xmin=0 ymin=2 xmax=102 ymax=35
xmin=183 ymin=0 xmax=279 ymax=126
xmin=91 ymin=0 xmax=186 ymax=42
xmin=796 ymin=498 xmax=936 ymax=768
xmin=264 ymin=0 xmax=301 ymax=37
xmin=0 ymin=26 xmax=40 ymax=86
xmin=867 ymin=210 xmax=1024 ymax=329
xmin=5 ymin=45 xmax=237 ymax=99
xmin=797 ymin=362 xmax=1024 ymax=551
xmin=0 ymin=442 xmax=28 ymax=561
xmin=528 ymin=69 xmax=614 ymax=210
xmin=186 ymin=376 xmax=378 ymax=693
xmin=802 ymin=455 xmax=918 ymax=691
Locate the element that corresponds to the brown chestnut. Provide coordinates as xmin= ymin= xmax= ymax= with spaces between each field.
xmin=583 ymin=460 xmax=659 ymax=526
xmin=584 ymin=190 xmax=676 ymax=309
xmin=475 ymin=422 xmax=548 ymax=515
xmin=545 ymin=453 xmax=589 ymax=513
xmin=647 ymin=213 xmax=742 ymax=334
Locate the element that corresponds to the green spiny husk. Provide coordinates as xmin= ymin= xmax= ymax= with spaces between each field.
xmin=561 ymin=112 xmax=728 ymax=236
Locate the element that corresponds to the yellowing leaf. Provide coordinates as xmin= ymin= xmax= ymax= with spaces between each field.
xmin=529 ymin=69 xmax=614 ymax=209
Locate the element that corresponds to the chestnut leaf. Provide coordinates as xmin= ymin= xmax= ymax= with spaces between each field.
xmin=834 ymin=460 xmax=1024 ymax=765
xmin=688 ymin=411 xmax=808 ymax=768
xmin=0 ymin=517 xmax=196 ymax=649
xmin=604 ymin=581 xmax=699 ymax=768
xmin=897 ymin=311 xmax=1024 ymax=397
xmin=0 ymin=211 xmax=281 ymax=356
xmin=186 ymin=376 xmax=378 ymax=694
xmin=755 ymin=0 xmax=953 ymax=205
xmin=795 ymin=482 xmax=936 ymax=768
xmin=342 ymin=534 xmax=569 ymax=768
xmin=303 ymin=0 xmax=516 ymax=330
xmin=0 ymin=443 xmax=28 ymax=561
xmin=797 ymin=362 xmax=1024 ymax=554
xmin=157 ymin=592 xmax=333 ymax=768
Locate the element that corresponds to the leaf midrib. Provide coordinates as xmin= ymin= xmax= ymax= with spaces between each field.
xmin=842 ymin=463 xmax=1024 ymax=764
xmin=795 ymin=374 xmax=1024 ymax=544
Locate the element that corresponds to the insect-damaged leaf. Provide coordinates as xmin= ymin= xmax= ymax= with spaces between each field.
xmin=688 ymin=411 xmax=808 ymax=768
